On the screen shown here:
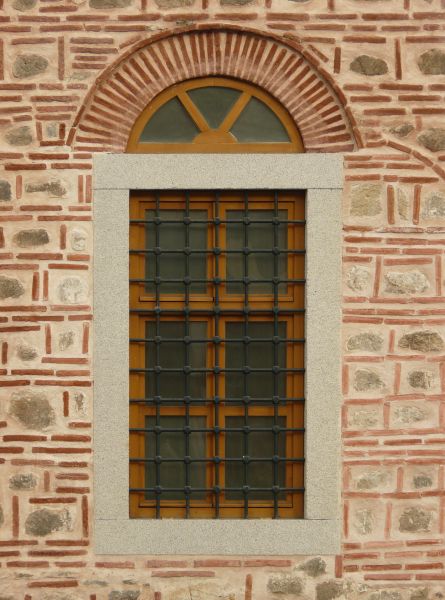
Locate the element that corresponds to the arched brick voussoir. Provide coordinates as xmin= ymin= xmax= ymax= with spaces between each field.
xmin=69 ymin=26 xmax=359 ymax=154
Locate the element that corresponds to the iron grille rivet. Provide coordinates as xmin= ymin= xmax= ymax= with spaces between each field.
xmin=243 ymin=455 xmax=250 ymax=464
xmin=183 ymin=365 xmax=191 ymax=374
xmin=273 ymin=247 xmax=280 ymax=255
xmin=243 ymin=396 xmax=250 ymax=405
xmin=183 ymin=217 xmax=191 ymax=225
xmin=272 ymin=365 xmax=280 ymax=374
xmin=184 ymin=486 xmax=192 ymax=495
xmin=213 ymin=336 xmax=221 ymax=344
xmin=154 ymin=247 xmax=162 ymax=255
xmin=184 ymin=336 xmax=191 ymax=344
xmin=243 ymin=247 xmax=250 ymax=255
xmin=272 ymin=485 xmax=281 ymax=494
xmin=214 ymin=366 xmax=221 ymax=374
xmin=243 ymin=366 xmax=251 ymax=374
xmin=214 ymin=217 xmax=221 ymax=225
xmin=214 ymin=456 xmax=221 ymax=464
xmin=183 ymin=425 xmax=191 ymax=434
xmin=272 ymin=336 xmax=280 ymax=344
xmin=184 ymin=247 xmax=191 ymax=256
xmin=243 ymin=336 xmax=251 ymax=344
xmin=214 ymin=247 xmax=221 ymax=255
xmin=154 ymin=426 xmax=162 ymax=433
xmin=155 ymin=455 xmax=162 ymax=464
xmin=243 ymin=426 xmax=250 ymax=433
xmin=154 ymin=217 xmax=161 ymax=225
xmin=154 ymin=365 xmax=162 ymax=373
xmin=184 ymin=396 xmax=192 ymax=404
xmin=243 ymin=485 xmax=250 ymax=493
xmin=154 ymin=336 xmax=162 ymax=344
xmin=213 ymin=277 xmax=221 ymax=285
xmin=155 ymin=486 xmax=162 ymax=495
xmin=184 ymin=456 xmax=191 ymax=464
xmin=272 ymin=425 xmax=281 ymax=433
xmin=243 ymin=217 xmax=250 ymax=225
xmin=272 ymin=455 xmax=280 ymax=463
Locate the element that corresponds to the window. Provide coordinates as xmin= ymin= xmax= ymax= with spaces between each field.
xmin=129 ymin=191 xmax=305 ymax=519
xmin=94 ymin=154 xmax=342 ymax=554
xmin=126 ymin=78 xmax=303 ymax=153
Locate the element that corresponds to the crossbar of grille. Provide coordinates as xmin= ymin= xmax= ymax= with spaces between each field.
xmin=129 ymin=190 xmax=305 ymax=519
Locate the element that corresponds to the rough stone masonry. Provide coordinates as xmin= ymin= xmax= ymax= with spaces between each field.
xmin=0 ymin=0 xmax=445 ymax=599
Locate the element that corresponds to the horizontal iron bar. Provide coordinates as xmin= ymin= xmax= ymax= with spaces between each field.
xmin=129 ymin=457 xmax=305 ymax=463
xmin=129 ymin=397 xmax=305 ymax=403
xmin=129 ymin=308 xmax=305 ymax=314
xmin=130 ymin=278 xmax=306 ymax=283
xmin=130 ymin=337 xmax=305 ymax=343
xmin=129 ymin=427 xmax=305 ymax=433
xmin=129 ymin=486 xmax=305 ymax=492
xmin=130 ymin=367 xmax=305 ymax=373
xmin=130 ymin=219 xmax=306 ymax=225
xmin=130 ymin=249 xmax=305 ymax=255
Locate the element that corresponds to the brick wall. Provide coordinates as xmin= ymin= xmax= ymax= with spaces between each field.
xmin=0 ymin=0 xmax=445 ymax=598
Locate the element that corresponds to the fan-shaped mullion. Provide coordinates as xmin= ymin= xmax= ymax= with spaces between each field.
xmin=177 ymin=91 xmax=210 ymax=133
xmin=218 ymin=92 xmax=251 ymax=134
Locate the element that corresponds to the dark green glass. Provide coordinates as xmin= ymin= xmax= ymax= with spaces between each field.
xmin=230 ymin=97 xmax=290 ymax=142
xmin=225 ymin=321 xmax=286 ymax=402
xmin=226 ymin=210 xmax=287 ymax=294
xmin=139 ymin=97 xmax=199 ymax=143
xmin=187 ymin=86 xmax=241 ymax=129
xmin=145 ymin=321 xmax=207 ymax=403
xmin=145 ymin=209 xmax=207 ymax=294
xmin=145 ymin=415 xmax=206 ymax=500
xmin=225 ymin=416 xmax=286 ymax=500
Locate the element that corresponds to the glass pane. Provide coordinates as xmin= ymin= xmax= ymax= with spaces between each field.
xmin=230 ymin=97 xmax=290 ymax=142
xmin=145 ymin=415 xmax=206 ymax=500
xmin=225 ymin=416 xmax=286 ymax=500
xmin=226 ymin=210 xmax=287 ymax=294
xmin=225 ymin=322 xmax=286 ymax=401
xmin=145 ymin=210 xmax=207 ymax=294
xmin=145 ymin=321 xmax=207 ymax=403
xmin=187 ymin=86 xmax=241 ymax=129
xmin=139 ymin=97 xmax=199 ymax=143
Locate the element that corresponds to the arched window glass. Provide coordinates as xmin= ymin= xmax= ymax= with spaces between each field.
xmin=127 ymin=77 xmax=303 ymax=153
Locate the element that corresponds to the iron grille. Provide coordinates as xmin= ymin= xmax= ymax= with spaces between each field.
xmin=129 ymin=190 xmax=305 ymax=519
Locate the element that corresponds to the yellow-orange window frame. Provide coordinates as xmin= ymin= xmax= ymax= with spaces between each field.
xmin=129 ymin=191 xmax=305 ymax=519
xmin=126 ymin=77 xmax=304 ymax=154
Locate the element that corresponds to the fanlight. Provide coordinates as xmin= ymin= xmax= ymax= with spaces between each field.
xmin=127 ymin=77 xmax=303 ymax=153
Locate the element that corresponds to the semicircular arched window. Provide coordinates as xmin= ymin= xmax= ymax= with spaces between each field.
xmin=127 ymin=77 xmax=304 ymax=153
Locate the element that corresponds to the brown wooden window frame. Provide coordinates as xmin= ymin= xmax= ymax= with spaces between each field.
xmin=129 ymin=191 xmax=305 ymax=519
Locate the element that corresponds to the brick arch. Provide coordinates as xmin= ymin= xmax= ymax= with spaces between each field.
xmin=69 ymin=26 xmax=359 ymax=153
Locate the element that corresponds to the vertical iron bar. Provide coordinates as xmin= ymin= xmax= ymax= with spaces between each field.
xmin=184 ymin=191 xmax=191 ymax=518
xmin=214 ymin=192 xmax=220 ymax=519
xmin=243 ymin=191 xmax=249 ymax=519
xmin=273 ymin=191 xmax=279 ymax=519
xmin=154 ymin=194 xmax=161 ymax=519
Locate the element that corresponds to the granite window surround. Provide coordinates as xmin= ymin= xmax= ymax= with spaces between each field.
xmin=93 ymin=153 xmax=343 ymax=555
